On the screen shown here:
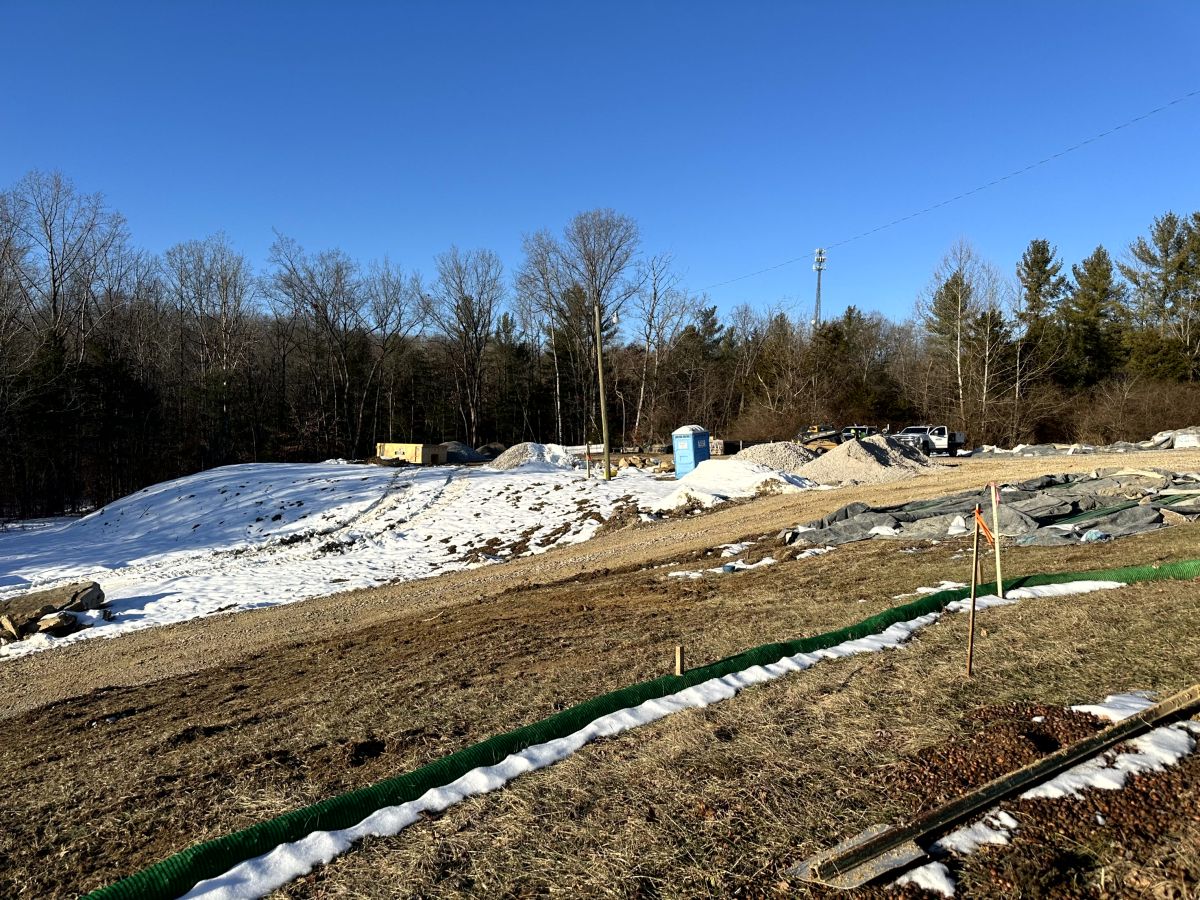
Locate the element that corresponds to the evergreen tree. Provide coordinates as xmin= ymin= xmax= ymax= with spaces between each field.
xmin=1118 ymin=212 xmax=1188 ymax=333
xmin=925 ymin=269 xmax=973 ymax=343
xmin=1060 ymin=246 xmax=1126 ymax=387
xmin=1010 ymin=239 xmax=1067 ymax=435
xmin=922 ymin=262 xmax=975 ymax=429
xmin=1016 ymin=238 xmax=1068 ymax=324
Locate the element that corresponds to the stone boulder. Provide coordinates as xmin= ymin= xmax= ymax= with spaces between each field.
xmin=36 ymin=611 xmax=81 ymax=637
xmin=0 ymin=581 xmax=105 ymax=640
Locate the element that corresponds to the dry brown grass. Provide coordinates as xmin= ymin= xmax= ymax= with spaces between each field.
xmin=272 ymin=561 xmax=1200 ymax=899
xmin=2 ymin=459 xmax=1200 ymax=898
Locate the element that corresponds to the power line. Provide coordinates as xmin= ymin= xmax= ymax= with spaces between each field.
xmin=697 ymin=87 xmax=1200 ymax=293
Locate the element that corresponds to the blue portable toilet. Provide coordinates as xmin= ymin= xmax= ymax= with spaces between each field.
xmin=672 ymin=425 xmax=711 ymax=479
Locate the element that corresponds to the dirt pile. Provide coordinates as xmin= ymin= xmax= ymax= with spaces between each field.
xmin=438 ymin=441 xmax=487 ymax=463
xmin=732 ymin=441 xmax=815 ymax=472
xmin=796 ymin=434 xmax=938 ymax=485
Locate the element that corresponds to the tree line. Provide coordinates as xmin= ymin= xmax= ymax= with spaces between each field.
xmin=3 ymin=170 xmax=1200 ymax=516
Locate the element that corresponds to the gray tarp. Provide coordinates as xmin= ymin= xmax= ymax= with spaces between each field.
xmin=781 ymin=467 xmax=1199 ymax=549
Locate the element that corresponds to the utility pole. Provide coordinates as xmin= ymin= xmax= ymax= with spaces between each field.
xmin=811 ymin=248 xmax=827 ymax=329
xmin=593 ymin=296 xmax=612 ymax=480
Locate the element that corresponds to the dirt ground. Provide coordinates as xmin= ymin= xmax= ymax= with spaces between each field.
xmin=2 ymin=450 xmax=1199 ymax=899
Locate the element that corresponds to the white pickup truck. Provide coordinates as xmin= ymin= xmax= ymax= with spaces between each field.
xmin=895 ymin=424 xmax=966 ymax=456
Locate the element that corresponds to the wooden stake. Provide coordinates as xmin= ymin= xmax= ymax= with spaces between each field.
xmin=675 ymin=644 xmax=685 ymax=676
xmin=990 ymin=482 xmax=1004 ymax=599
xmin=966 ymin=506 xmax=981 ymax=677
xmin=974 ymin=520 xmax=982 ymax=587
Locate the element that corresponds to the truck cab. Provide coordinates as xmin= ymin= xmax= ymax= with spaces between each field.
xmin=895 ymin=424 xmax=966 ymax=456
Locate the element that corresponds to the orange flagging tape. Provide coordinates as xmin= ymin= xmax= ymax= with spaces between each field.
xmin=975 ymin=507 xmax=995 ymax=546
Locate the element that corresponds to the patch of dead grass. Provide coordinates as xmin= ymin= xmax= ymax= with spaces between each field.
xmin=2 ymin=520 xmax=1199 ymax=897
xmin=272 ymin=572 xmax=1200 ymax=899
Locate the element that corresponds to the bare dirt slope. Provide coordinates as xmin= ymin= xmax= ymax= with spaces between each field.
xmin=2 ymin=450 xmax=1199 ymax=898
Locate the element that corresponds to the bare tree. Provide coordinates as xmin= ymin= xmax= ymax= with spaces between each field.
xmin=557 ymin=209 xmax=641 ymax=470
xmin=366 ymin=257 xmax=425 ymax=442
xmin=0 ymin=193 xmax=36 ymax=416
xmin=163 ymin=234 xmax=256 ymax=459
xmin=268 ymin=235 xmax=419 ymax=455
xmin=515 ymin=230 xmax=567 ymax=443
xmin=426 ymin=246 xmax=504 ymax=445
xmin=5 ymin=170 xmax=127 ymax=354
xmin=918 ymin=240 xmax=982 ymax=430
xmin=630 ymin=253 xmax=690 ymax=443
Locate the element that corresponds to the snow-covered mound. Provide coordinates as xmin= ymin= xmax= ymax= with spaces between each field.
xmin=489 ymin=442 xmax=576 ymax=471
xmin=650 ymin=459 xmax=817 ymax=511
xmin=33 ymin=463 xmax=397 ymax=565
xmin=0 ymin=455 xmax=818 ymax=660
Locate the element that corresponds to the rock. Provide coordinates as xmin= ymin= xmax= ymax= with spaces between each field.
xmin=0 ymin=581 xmax=105 ymax=641
xmin=0 ymin=605 xmax=55 ymax=638
xmin=62 ymin=583 xmax=105 ymax=612
xmin=36 ymin=611 xmax=82 ymax=637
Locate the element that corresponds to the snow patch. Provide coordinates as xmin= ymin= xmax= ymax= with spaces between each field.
xmin=1022 ymin=719 xmax=1197 ymax=800
xmin=719 ymin=541 xmax=753 ymax=558
xmin=892 ymin=691 xmax=1199 ymax=896
xmin=895 ymin=861 xmax=955 ymax=897
xmin=649 ymin=459 xmax=816 ymax=512
xmin=668 ymin=557 xmax=778 ymax=579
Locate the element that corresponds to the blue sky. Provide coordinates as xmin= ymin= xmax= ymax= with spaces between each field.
xmin=3 ymin=1 xmax=1199 ymax=324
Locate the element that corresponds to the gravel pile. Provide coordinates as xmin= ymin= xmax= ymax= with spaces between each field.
xmin=489 ymin=442 xmax=575 ymax=471
xmin=796 ymin=434 xmax=938 ymax=485
xmin=733 ymin=441 xmax=816 ymax=472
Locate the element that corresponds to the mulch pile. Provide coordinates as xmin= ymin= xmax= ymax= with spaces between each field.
xmin=810 ymin=702 xmax=1200 ymax=899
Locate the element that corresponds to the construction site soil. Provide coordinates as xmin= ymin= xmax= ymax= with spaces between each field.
xmin=3 ymin=450 xmax=1199 ymax=899
xmin=857 ymin=705 xmax=1200 ymax=900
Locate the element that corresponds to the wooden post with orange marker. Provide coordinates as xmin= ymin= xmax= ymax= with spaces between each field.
xmin=990 ymin=482 xmax=1004 ymax=599
xmin=966 ymin=505 xmax=981 ymax=677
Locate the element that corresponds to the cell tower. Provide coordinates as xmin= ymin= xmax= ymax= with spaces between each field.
xmin=811 ymin=248 xmax=827 ymax=328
